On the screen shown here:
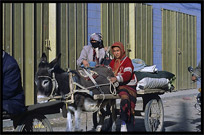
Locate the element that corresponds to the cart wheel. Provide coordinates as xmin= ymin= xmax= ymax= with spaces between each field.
xmin=93 ymin=105 xmax=113 ymax=131
xmin=144 ymin=97 xmax=164 ymax=132
xmin=15 ymin=113 xmax=53 ymax=132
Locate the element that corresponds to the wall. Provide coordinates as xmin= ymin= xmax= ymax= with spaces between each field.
xmin=87 ymin=3 xmax=101 ymax=45
xmin=146 ymin=3 xmax=201 ymax=70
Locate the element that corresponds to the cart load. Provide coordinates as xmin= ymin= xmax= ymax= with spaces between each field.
xmin=134 ymin=71 xmax=176 ymax=91
xmin=132 ymin=59 xmax=176 ymax=92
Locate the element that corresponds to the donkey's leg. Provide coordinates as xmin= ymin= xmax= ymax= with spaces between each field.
xmin=74 ymin=107 xmax=82 ymax=131
xmin=95 ymin=100 xmax=109 ymax=132
xmin=111 ymin=100 xmax=117 ymax=131
xmin=66 ymin=106 xmax=75 ymax=131
xmin=66 ymin=110 xmax=72 ymax=131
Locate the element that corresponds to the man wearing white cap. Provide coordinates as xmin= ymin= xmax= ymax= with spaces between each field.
xmin=77 ymin=33 xmax=106 ymax=68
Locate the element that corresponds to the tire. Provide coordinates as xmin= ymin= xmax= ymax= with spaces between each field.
xmin=93 ymin=105 xmax=113 ymax=131
xmin=144 ymin=97 xmax=164 ymax=132
xmin=15 ymin=113 xmax=53 ymax=132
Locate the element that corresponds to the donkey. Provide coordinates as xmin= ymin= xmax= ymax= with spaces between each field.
xmin=35 ymin=53 xmax=117 ymax=131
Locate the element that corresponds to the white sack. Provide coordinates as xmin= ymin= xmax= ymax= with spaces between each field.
xmin=136 ymin=77 xmax=169 ymax=90
xmin=139 ymin=65 xmax=158 ymax=73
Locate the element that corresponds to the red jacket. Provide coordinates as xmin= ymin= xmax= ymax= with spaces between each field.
xmin=109 ymin=56 xmax=137 ymax=86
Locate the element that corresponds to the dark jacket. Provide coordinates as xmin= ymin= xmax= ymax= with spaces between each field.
xmin=3 ymin=51 xmax=26 ymax=114
xmin=193 ymin=60 xmax=201 ymax=77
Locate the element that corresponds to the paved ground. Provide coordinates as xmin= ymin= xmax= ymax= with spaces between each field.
xmin=2 ymin=89 xmax=202 ymax=133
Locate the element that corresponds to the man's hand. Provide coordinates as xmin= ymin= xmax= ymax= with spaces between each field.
xmin=82 ymin=60 xmax=89 ymax=67
xmin=191 ymin=75 xmax=197 ymax=81
xmin=110 ymin=77 xmax=117 ymax=83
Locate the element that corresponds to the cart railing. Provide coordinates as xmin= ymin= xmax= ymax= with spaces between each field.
xmin=93 ymin=88 xmax=169 ymax=100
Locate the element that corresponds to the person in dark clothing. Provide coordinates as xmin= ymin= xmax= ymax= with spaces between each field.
xmin=2 ymin=50 xmax=26 ymax=114
xmin=191 ymin=60 xmax=201 ymax=81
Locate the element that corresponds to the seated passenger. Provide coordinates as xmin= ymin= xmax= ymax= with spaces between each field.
xmin=109 ymin=42 xmax=137 ymax=131
xmin=191 ymin=60 xmax=201 ymax=81
xmin=77 ymin=33 xmax=106 ymax=68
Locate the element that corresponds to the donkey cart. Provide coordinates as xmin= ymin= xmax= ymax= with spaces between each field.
xmin=67 ymin=70 xmax=170 ymax=132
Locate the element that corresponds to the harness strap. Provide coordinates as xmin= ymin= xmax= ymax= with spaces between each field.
xmin=82 ymin=68 xmax=105 ymax=113
xmin=83 ymin=68 xmax=98 ymax=87
xmin=69 ymin=72 xmax=75 ymax=103
xmin=37 ymin=73 xmax=58 ymax=98
xmin=49 ymin=73 xmax=58 ymax=98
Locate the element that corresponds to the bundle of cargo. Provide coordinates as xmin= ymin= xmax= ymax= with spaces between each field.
xmin=132 ymin=59 xmax=176 ymax=91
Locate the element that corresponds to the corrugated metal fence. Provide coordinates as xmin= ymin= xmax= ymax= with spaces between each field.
xmin=2 ymin=3 xmax=87 ymax=105
xmin=102 ymin=3 xmax=153 ymax=65
xmin=162 ymin=9 xmax=196 ymax=90
xmin=101 ymin=3 xmax=129 ymax=55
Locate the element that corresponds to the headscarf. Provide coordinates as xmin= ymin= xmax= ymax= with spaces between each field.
xmin=111 ymin=42 xmax=126 ymax=75
xmin=90 ymin=33 xmax=103 ymax=49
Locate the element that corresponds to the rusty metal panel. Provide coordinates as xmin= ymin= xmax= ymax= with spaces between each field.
xmin=162 ymin=9 xmax=196 ymax=90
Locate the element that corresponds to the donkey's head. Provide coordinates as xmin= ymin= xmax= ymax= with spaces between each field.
xmin=35 ymin=53 xmax=67 ymax=97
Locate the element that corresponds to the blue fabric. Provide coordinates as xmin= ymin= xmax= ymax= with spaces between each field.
xmin=131 ymin=59 xmax=146 ymax=71
xmin=3 ymin=51 xmax=26 ymax=114
xmin=80 ymin=61 xmax=96 ymax=68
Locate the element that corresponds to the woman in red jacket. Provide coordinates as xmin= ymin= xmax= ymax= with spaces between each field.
xmin=109 ymin=42 xmax=137 ymax=131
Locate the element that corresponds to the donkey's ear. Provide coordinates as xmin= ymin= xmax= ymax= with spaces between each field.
xmin=49 ymin=53 xmax=61 ymax=68
xmin=41 ymin=53 xmax=47 ymax=62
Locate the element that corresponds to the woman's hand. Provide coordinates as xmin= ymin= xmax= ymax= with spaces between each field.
xmin=110 ymin=77 xmax=117 ymax=83
xmin=104 ymin=46 xmax=108 ymax=51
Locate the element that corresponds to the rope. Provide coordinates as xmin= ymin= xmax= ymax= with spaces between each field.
xmin=93 ymin=87 xmax=105 ymax=113
xmin=107 ymin=77 xmax=117 ymax=95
